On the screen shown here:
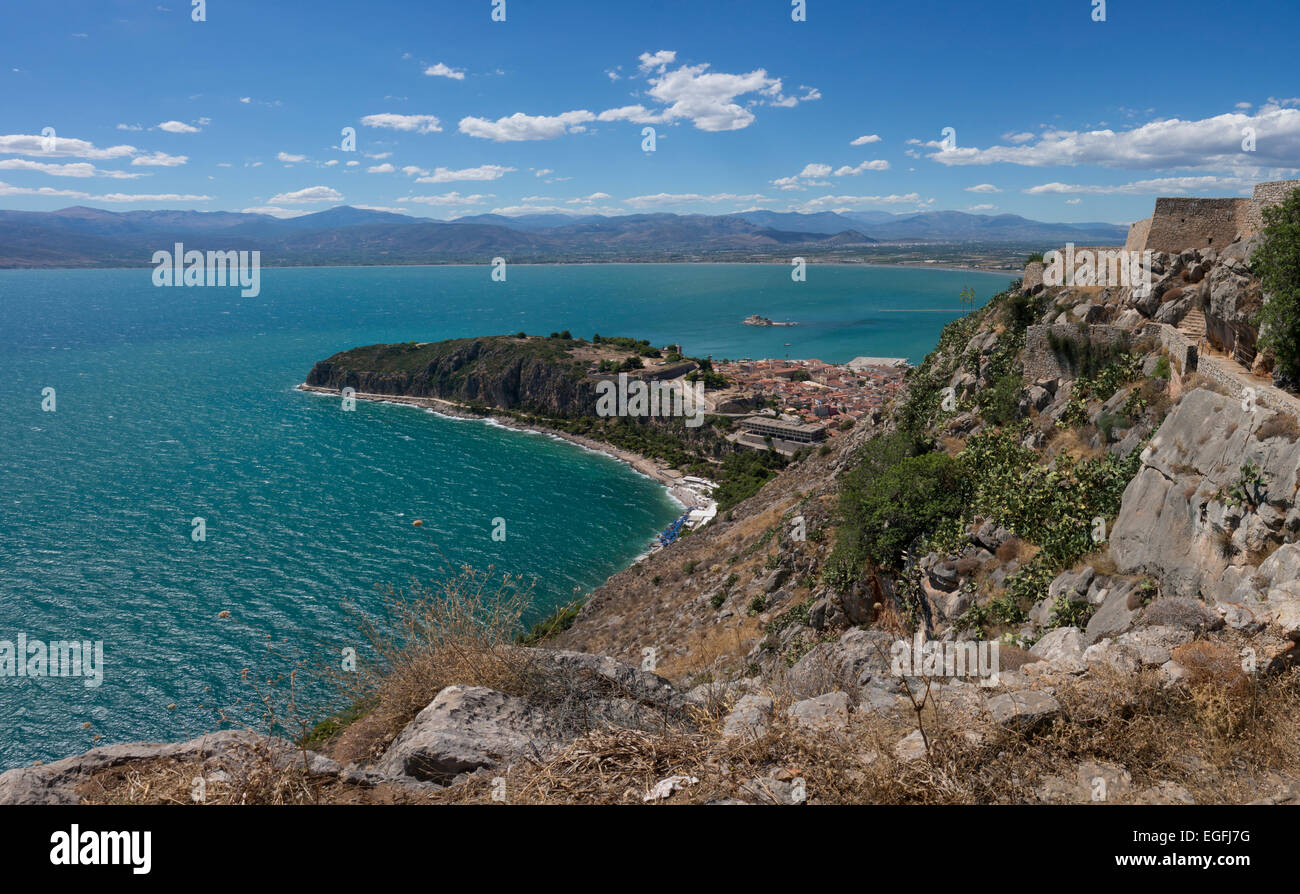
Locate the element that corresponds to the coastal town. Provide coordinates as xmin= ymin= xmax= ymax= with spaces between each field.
xmin=713 ymin=355 xmax=910 ymax=454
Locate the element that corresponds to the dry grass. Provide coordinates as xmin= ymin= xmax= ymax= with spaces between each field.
xmin=654 ymin=615 xmax=763 ymax=682
xmin=1255 ymin=411 xmax=1300 ymax=443
xmin=79 ymin=738 xmax=327 ymax=806
xmin=421 ymin=664 xmax=1300 ymax=805
xmin=322 ymin=566 xmax=543 ymax=763
xmin=81 ymin=644 xmax=1300 ymax=805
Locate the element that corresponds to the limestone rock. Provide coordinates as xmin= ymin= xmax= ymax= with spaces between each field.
xmin=787 ymin=691 xmax=851 ymax=730
xmin=986 ymin=690 xmax=1060 ymax=731
xmin=721 ymin=694 xmax=775 ymax=741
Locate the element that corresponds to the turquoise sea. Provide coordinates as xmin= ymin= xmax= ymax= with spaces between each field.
xmin=0 ymin=263 xmax=1012 ymax=767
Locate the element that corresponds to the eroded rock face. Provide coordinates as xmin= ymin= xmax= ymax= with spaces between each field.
xmin=784 ymin=628 xmax=898 ymax=701
xmin=986 ymin=690 xmax=1060 ymax=730
xmin=377 ymin=686 xmax=569 ymax=781
xmin=376 ymin=684 xmax=661 ymax=782
xmin=1110 ymin=389 xmax=1300 ymax=603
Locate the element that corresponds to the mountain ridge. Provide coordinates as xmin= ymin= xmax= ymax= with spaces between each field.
xmin=0 ymin=204 xmax=1127 ymax=268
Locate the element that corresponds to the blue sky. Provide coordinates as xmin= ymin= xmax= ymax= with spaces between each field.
xmin=2 ymin=0 xmax=1298 ymax=224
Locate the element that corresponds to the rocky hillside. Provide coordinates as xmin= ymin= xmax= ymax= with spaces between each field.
xmin=305 ymin=334 xmax=656 ymax=417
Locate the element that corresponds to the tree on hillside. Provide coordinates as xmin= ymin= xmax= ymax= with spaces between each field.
xmin=959 ymin=284 xmax=978 ymax=314
xmin=1253 ymin=186 xmax=1300 ymax=386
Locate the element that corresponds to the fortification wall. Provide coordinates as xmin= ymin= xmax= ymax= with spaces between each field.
xmin=1144 ymin=198 xmax=1249 ymax=253
xmin=1022 ymin=261 xmax=1044 ymax=290
xmin=1023 ymin=324 xmax=1130 ymax=382
xmin=1243 ymin=180 xmax=1300 ymax=236
xmin=1124 ymin=218 xmax=1152 ymax=254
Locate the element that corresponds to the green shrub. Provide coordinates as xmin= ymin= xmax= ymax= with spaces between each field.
xmin=516 ymin=598 xmax=585 ymax=645
xmin=1253 ymin=185 xmax=1300 ymax=383
xmin=831 ymin=431 xmax=967 ymax=574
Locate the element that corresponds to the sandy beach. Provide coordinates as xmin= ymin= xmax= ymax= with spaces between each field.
xmin=295 ymin=384 xmax=712 ymax=511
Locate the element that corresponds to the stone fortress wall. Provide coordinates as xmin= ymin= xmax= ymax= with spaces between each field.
xmin=1242 ymin=180 xmax=1300 ymax=235
xmin=1138 ymin=181 xmax=1299 ymax=254
xmin=1043 ymin=180 xmax=1300 ymax=266
xmin=1143 ymin=197 xmax=1250 ymax=253
xmin=1123 ymin=217 xmax=1152 ymax=254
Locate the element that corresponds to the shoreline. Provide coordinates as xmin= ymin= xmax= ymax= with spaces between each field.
xmin=4 ymin=260 xmax=1022 ymax=276
xmin=295 ymin=384 xmax=711 ymax=513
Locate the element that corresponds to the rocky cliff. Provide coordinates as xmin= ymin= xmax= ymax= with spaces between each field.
xmin=305 ymin=336 xmax=604 ymax=417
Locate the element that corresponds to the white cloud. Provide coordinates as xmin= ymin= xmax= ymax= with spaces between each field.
xmin=0 ymin=133 xmax=136 ymax=160
xmin=239 ymin=97 xmax=251 ymax=104
xmin=642 ymin=57 xmax=794 ymax=132
xmin=638 ymin=50 xmax=677 ymax=73
xmin=157 ymin=120 xmax=200 ymax=134
xmin=1023 ymin=175 xmax=1254 ymax=196
xmin=850 ymin=134 xmax=881 ymax=146
xmin=460 ymin=51 xmax=816 ymax=141
xmin=929 ymin=107 xmax=1300 ymax=170
xmin=352 ymin=205 xmax=412 ymax=215
xmin=834 ymin=160 xmax=889 ymax=175
xmin=965 ymin=183 xmax=1002 ymax=193
xmin=415 ymin=164 xmax=516 ymax=183
xmin=130 ymin=151 xmax=188 ymax=167
xmin=269 ymin=185 xmax=344 ymax=203
xmin=424 ymin=63 xmax=465 ymax=80
xmin=0 ymin=180 xmax=210 ymax=202
xmin=0 ymin=158 xmax=144 ymax=178
xmin=346 ymin=160 xmax=359 ymax=166
xmin=459 ymin=110 xmax=596 ymax=142
xmin=116 ymin=123 xmax=143 ymax=132
xmin=367 ymin=163 xmax=396 ymax=173
xmin=323 ymin=159 xmax=338 ymax=166
xmin=277 ymin=151 xmax=307 ymax=163
xmin=534 ymin=168 xmax=554 ymax=177
xmin=361 ymin=113 xmax=442 ymax=134
xmin=397 ymin=192 xmax=492 ymax=206
xmin=241 ymin=205 xmax=310 ymax=218
xmin=623 ymin=192 xmax=767 ymax=209
xmin=597 ymin=105 xmax=667 ymax=125
xmin=967 ymin=203 xmax=996 ymax=212
xmin=363 ymin=151 xmax=392 ymax=159
xmin=773 ymin=161 xmax=864 ymax=190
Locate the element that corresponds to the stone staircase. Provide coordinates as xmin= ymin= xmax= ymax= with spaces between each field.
xmin=1179 ymin=308 xmax=1207 ymax=340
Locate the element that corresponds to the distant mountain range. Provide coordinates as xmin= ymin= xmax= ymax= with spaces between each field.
xmin=0 ymin=205 xmax=1129 ymax=268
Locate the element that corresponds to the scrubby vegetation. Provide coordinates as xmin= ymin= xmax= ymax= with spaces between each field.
xmin=1254 ymin=186 xmax=1300 ymax=384
xmin=828 ymin=284 xmax=1151 ymax=632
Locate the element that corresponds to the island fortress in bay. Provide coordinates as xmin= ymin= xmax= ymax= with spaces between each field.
xmin=1024 ymin=179 xmax=1300 ymax=291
